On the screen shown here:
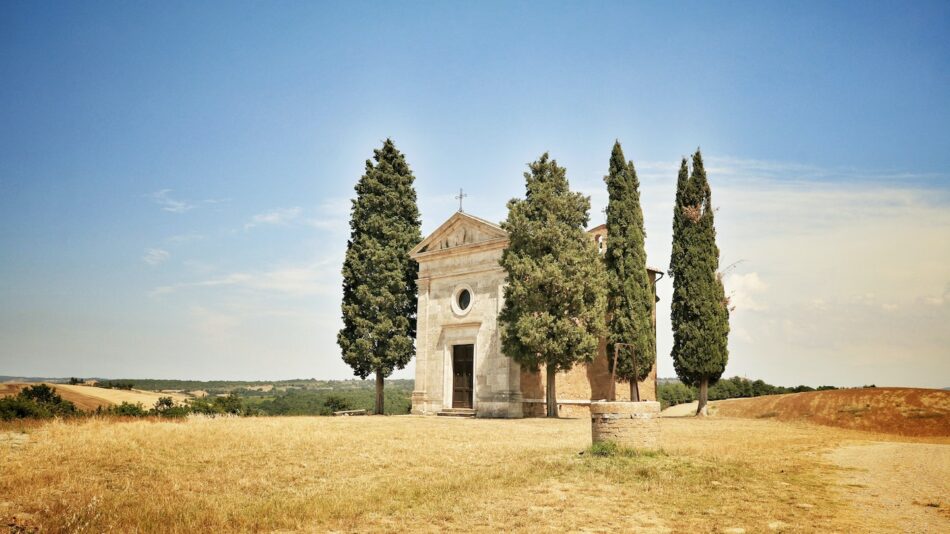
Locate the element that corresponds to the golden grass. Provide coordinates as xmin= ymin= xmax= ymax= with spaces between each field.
xmin=0 ymin=415 xmax=940 ymax=533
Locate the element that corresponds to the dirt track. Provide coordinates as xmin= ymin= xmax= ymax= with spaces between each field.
xmin=828 ymin=441 xmax=950 ymax=533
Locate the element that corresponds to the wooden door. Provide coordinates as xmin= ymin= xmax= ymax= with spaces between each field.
xmin=452 ymin=344 xmax=474 ymax=409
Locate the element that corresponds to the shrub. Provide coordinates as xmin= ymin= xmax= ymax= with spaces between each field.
xmin=109 ymin=402 xmax=147 ymax=417
xmin=0 ymin=396 xmax=52 ymax=420
xmin=323 ymin=395 xmax=351 ymax=413
xmin=158 ymin=406 xmax=191 ymax=418
xmin=187 ymin=398 xmax=220 ymax=415
xmin=0 ymin=384 xmax=77 ymax=420
xmin=20 ymin=384 xmax=61 ymax=404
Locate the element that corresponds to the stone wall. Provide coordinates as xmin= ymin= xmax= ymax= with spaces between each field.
xmin=520 ymin=345 xmax=658 ymax=418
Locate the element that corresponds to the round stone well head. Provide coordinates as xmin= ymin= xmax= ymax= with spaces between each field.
xmin=590 ymin=401 xmax=661 ymax=451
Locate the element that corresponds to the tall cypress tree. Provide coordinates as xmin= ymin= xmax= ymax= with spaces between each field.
xmin=603 ymin=141 xmax=655 ymax=401
xmin=499 ymin=153 xmax=607 ymax=417
xmin=669 ymin=150 xmax=730 ymax=416
xmin=338 ymin=139 xmax=421 ymax=415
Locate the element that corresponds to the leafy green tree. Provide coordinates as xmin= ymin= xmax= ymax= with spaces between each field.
xmin=669 ymin=150 xmax=730 ymax=416
xmin=19 ymin=384 xmax=61 ymax=404
xmin=603 ymin=141 xmax=655 ymax=401
xmin=499 ymin=153 xmax=607 ymax=417
xmin=338 ymin=139 xmax=422 ymax=415
xmin=153 ymin=396 xmax=174 ymax=412
xmin=323 ymin=395 xmax=351 ymax=414
xmin=214 ymin=392 xmax=244 ymax=415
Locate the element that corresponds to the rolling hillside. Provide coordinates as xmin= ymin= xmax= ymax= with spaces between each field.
xmin=712 ymin=387 xmax=949 ymax=437
xmin=0 ymin=383 xmax=189 ymax=411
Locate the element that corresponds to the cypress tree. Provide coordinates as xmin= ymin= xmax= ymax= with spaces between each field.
xmin=669 ymin=150 xmax=730 ymax=416
xmin=499 ymin=153 xmax=607 ymax=418
xmin=603 ymin=141 xmax=655 ymax=401
xmin=338 ymin=139 xmax=422 ymax=415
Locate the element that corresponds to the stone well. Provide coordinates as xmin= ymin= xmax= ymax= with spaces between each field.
xmin=590 ymin=401 xmax=661 ymax=450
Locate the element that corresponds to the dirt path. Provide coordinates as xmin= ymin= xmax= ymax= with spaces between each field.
xmin=827 ymin=442 xmax=950 ymax=532
xmin=659 ymin=401 xmax=699 ymax=417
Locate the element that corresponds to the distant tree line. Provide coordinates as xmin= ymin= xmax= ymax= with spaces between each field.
xmin=658 ymin=377 xmax=839 ymax=409
xmin=247 ymin=388 xmax=410 ymax=416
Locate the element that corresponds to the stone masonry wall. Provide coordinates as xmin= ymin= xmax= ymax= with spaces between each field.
xmin=590 ymin=401 xmax=661 ymax=449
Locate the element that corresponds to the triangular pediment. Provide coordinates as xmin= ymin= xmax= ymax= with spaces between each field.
xmin=410 ymin=212 xmax=507 ymax=258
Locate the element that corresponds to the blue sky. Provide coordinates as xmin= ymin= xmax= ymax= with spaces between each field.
xmin=1 ymin=1 xmax=948 ymax=386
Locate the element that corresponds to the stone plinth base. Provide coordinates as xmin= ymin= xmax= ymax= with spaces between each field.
xmin=590 ymin=401 xmax=660 ymax=450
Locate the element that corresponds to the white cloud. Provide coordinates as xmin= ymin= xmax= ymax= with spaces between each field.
xmin=244 ymin=207 xmax=302 ymax=230
xmin=149 ymin=189 xmax=195 ymax=213
xmin=725 ymin=272 xmax=768 ymax=312
xmin=142 ymin=248 xmax=170 ymax=266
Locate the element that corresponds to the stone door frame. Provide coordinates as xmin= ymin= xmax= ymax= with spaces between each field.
xmin=440 ymin=323 xmax=480 ymax=412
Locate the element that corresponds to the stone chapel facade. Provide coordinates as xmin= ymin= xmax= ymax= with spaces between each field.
xmin=409 ymin=211 xmax=662 ymax=418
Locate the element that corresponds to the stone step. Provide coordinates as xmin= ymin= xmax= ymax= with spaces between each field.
xmin=437 ymin=408 xmax=476 ymax=418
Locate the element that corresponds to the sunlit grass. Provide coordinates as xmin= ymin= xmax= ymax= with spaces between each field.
xmin=0 ymin=415 xmax=925 ymax=532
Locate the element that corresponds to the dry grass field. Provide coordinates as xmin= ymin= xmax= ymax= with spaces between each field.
xmin=1 ymin=414 xmax=947 ymax=533
xmin=0 ymin=383 xmax=190 ymax=411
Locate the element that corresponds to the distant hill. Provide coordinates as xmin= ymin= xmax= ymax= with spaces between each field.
xmin=713 ymin=387 xmax=950 ymax=437
xmin=0 ymin=375 xmax=71 ymax=383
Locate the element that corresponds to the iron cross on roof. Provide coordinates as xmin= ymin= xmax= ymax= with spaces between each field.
xmin=455 ymin=188 xmax=467 ymax=212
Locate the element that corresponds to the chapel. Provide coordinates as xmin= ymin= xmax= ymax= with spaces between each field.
xmin=409 ymin=210 xmax=663 ymax=418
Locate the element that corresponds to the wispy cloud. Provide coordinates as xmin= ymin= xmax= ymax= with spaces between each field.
xmin=303 ymin=198 xmax=351 ymax=232
xmin=165 ymin=233 xmax=204 ymax=244
xmin=150 ymin=258 xmax=340 ymax=298
xmin=142 ymin=248 xmax=170 ymax=266
xmin=244 ymin=207 xmax=302 ymax=230
xmin=149 ymin=189 xmax=195 ymax=213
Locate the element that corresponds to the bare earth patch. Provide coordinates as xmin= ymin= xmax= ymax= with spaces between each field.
xmin=827 ymin=442 xmax=950 ymax=533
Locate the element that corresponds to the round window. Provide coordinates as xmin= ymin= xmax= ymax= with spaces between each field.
xmin=457 ymin=289 xmax=472 ymax=311
xmin=451 ymin=285 xmax=474 ymax=316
